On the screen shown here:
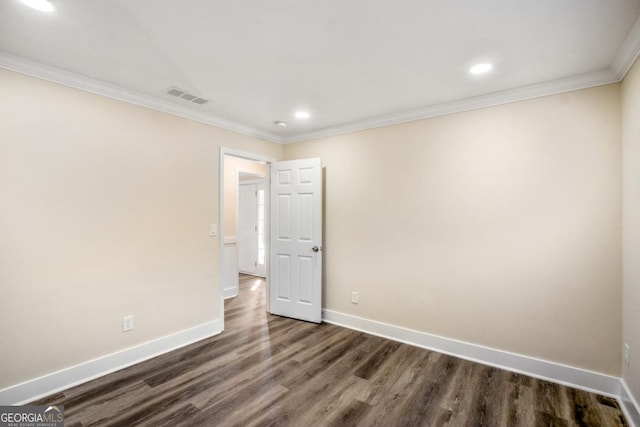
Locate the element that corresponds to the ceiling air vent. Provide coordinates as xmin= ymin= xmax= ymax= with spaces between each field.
xmin=166 ymin=87 xmax=185 ymax=97
xmin=180 ymin=93 xmax=197 ymax=101
xmin=165 ymin=87 xmax=209 ymax=105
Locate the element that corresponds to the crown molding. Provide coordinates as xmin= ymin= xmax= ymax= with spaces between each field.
xmin=4 ymin=37 xmax=639 ymax=147
xmin=612 ymin=15 xmax=640 ymax=80
xmin=0 ymin=52 xmax=283 ymax=144
xmin=283 ymin=68 xmax=619 ymax=144
xmin=284 ymin=16 xmax=640 ymax=144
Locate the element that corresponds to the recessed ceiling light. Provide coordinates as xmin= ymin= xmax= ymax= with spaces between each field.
xmin=469 ymin=63 xmax=493 ymax=75
xmin=18 ymin=0 xmax=55 ymax=12
xmin=274 ymin=121 xmax=287 ymax=127
xmin=295 ymin=111 xmax=310 ymax=119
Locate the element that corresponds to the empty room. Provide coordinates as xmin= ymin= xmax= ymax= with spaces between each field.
xmin=1 ymin=1 xmax=640 ymax=426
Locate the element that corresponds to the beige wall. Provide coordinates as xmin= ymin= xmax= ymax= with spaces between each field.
xmin=223 ymin=156 xmax=267 ymax=237
xmin=622 ymin=59 xmax=640 ymax=399
xmin=0 ymin=69 xmax=283 ymax=389
xmin=285 ymin=84 xmax=622 ymax=375
xmin=0 ymin=63 xmax=627 ymax=391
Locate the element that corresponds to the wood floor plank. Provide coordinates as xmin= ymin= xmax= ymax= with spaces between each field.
xmin=499 ymin=380 xmax=537 ymax=426
xmin=357 ymin=342 xmax=426 ymax=406
xmin=326 ymin=399 xmax=372 ymax=427
xmin=141 ymin=402 xmax=200 ymax=427
xmin=28 ymin=274 xmax=629 ymax=426
xmin=286 ymin=374 xmax=370 ymax=426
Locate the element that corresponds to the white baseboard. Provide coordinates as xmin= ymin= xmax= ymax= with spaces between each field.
xmin=0 ymin=319 xmax=223 ymax=405
xmin=322 ymin=309 xmax=620 ymax=397
xmin=621 ymin=379 xmax=640 ymax=427
xmin=223 ymin=287 xmax=238 ymax=299
xmin=1 ymin=308 xmax=634 ymax=423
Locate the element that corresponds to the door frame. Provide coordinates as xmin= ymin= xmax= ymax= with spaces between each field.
xmin=219 ymin=147 xmax=275 ymax=331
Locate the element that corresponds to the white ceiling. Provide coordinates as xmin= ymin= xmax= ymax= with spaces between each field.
xmin=1 ymin=0 xmax=640 ymax=143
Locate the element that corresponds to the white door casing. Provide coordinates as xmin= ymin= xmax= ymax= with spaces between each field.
xmin=270 ymin=158 xmax=323 ymax=323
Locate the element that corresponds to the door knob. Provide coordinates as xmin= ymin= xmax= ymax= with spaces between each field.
xmin=312 ymin=246 xmax=320 ymax=252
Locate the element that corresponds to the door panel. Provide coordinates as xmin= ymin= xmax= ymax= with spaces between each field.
xmin=298 ymin=256 xmax=313 ymax=303
xmin=276 ymin=254 xmax=291 ymax=299
xmin=277 ymin=194 xmax=292 ymax=239
xmin=298 ymin=194 xmax=313 ymax=240
xmin=270 ymin=158 xmax=323 ymax=323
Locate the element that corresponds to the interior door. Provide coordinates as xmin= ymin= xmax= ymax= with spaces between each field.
xmin=270 ymin=158 xmax=323 ymax=323
xmin=237 ymin=183 xmax=258 ymax=274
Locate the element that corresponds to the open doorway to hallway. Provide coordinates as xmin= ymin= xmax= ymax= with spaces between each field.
xmin=221 ymin=154 xmax=268 ymax=301
xmin=219 ymin=148 xmax=323 ymax=325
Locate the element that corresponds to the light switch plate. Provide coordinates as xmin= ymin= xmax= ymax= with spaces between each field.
xmin=209 ymin=224 xmax=217 ymax=236
xmin=624 ymin=343 xmax=630 ymax=366
xmin=122 ymin=315 xmax=134 ymax=332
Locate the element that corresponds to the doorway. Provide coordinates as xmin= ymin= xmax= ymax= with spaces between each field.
xmin=219 ymin=148 xmax=324 ymax=329
xmin=220 ymin=151 xmax=270 ymax=309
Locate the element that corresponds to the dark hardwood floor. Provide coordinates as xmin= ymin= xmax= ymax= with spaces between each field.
xmin=32 ymin=274 xmax=628 ymax=426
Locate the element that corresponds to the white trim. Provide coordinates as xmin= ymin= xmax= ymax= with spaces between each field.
xmin=0 ymin=52 xmax=280 ymax=143
xmin=222 ymin=239 xmax=239 ymax=299
xmin=321 ymin=309 xmax=620 ymax=397
xmin=219 ymin=149 xmax=226 ymax=324
xmin=224 ymin=236 xmax=237 ymax=244
xmin=282 ymin=25 xmax=640 ymax=144
xmin=223 ymin=287 xmax=239 ymax=299
xmin=4 ymin=51 xmax=639 ymax=147
xmin=284 ymin=69 xmax=618 ymax=143
xmin=221 ymin=148 xmax=275 ymax=164
xmin=612 ymin=15 xmax=640 ymax=80
xmin=0 ymin=320 xmax=222 ymax=405
xmin=621 ymin=379 xmax=640 ymax=427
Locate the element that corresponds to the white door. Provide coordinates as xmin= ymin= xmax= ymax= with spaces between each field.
xmin=237 ymin=183 xmax=258 ymax=274
xmin=270 ymin=158 xmax=323 ymax=323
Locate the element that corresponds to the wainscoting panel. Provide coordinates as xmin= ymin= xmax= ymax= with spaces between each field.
xmin=223 ymin=236 xmax=238 ymax=299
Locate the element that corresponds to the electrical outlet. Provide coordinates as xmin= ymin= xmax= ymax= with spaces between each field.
xmin=122 ymin=315 xmax=134 ymax=332
xmin=624 ymin=343 xmax=630 ymax=366
xmin=351 ymin=291 xmax=358 ymax=304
